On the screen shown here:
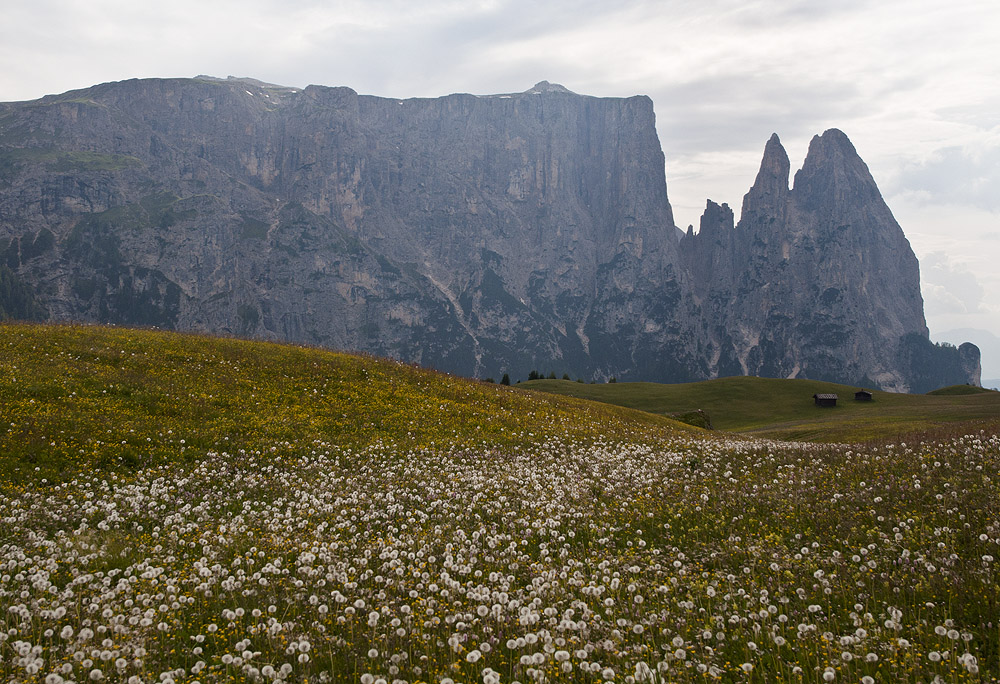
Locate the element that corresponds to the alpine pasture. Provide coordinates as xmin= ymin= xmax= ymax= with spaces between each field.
xmin=1 ymin=324 xmax=997 ymax=683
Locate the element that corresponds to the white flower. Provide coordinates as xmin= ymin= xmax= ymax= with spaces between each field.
xmin=958 ymin=652 xmax=978 ymax=669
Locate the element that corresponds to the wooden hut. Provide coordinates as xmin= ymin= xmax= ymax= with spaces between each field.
xmin=854 ymin=390 xmax=873 ymax=402
xmin=813 ymin=393 xmax=838 ymax=407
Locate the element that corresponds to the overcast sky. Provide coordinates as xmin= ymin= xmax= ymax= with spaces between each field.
xmin=2 ymin=0 xmax=998 ymax=375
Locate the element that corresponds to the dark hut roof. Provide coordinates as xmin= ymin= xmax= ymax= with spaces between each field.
xmin=813 ymin=393 xmax=838 ymax=400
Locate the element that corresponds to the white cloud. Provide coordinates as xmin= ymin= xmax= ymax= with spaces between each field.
xmin=889 ymin=143 xmax=1000 ymax=212
xmin=921 ymin=252 xmax=985 ymax=315
xmin=907 ymin=228 xmax=1000 ymax=339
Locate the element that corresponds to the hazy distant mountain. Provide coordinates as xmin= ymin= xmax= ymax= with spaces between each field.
xmin=0 ymin=76 xmax=980 ymax=391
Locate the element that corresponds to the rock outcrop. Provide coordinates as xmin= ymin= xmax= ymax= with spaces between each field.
xmin=0 ymin=77 xmax=980 ymax=390
xmin=679 ymin=130 xmax=962 ymax=391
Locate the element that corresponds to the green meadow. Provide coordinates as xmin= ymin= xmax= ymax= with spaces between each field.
xmin=0 ymin=323 xmax=685 ymax=486
xmin=520 ymin=377 xmax=1000 ymax=443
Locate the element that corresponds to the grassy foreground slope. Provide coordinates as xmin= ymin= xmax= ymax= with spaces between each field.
xmin=521 ymin=377 xmax=1000 ymax=442
xmin=0 ymin=322 xmax=684 ymax=485
xmin=1 ymin=323 xmax=999 ymax=683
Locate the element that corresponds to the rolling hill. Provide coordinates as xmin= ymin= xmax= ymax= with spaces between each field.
xmin=0 ymin=322 xmax=688 ymax=486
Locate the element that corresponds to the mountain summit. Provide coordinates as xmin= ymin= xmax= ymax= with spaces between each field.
xmin=0 ymin=77 xmax=980 ymax=391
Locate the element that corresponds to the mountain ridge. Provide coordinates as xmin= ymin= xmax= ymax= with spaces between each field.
xmin=0 ymin=76 xmax=980 ymax=391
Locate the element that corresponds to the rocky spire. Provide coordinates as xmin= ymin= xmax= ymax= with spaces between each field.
xmin=792 ymin=128 xmax=881 ymax=207
xmin=740 ymin=133 xmax=790 ymax=226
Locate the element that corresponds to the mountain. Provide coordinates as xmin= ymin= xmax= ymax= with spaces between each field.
xmin=679 ymin=132 xmax=980 ymax=392
xmin=0 ymin=76 xmax=980 ymax=391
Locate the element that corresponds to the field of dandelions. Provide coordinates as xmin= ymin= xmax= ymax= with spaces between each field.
xmin=1 ymin=324 xmax=999 ymax=683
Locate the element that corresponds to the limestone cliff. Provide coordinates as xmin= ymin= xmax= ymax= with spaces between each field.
xmin=0 ymin=77 xmax=980 ymax=390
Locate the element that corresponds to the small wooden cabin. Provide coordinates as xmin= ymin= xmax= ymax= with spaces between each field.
xmin=854 ymin=390 xmax=873 ymax=402
xmin=813 ymin=393 xmax=838 ymax=407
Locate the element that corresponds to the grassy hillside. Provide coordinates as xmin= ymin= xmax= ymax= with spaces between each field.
xmin=2 ymin=323 xmax=998 ymax=683
xmin=521 ymin=376 xmax=1000 ymax=442
xmin=927 ymin=384 xmax=996 ymax=396
xmin=0 ymin=322 xmax=687 ymax=486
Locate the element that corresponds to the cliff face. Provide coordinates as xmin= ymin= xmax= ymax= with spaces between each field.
xmin=0 ymin=77 xmax=980 ymax=389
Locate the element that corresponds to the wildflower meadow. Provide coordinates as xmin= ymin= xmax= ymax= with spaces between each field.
xmin=1 ymin=324 xmax=998 ymax=683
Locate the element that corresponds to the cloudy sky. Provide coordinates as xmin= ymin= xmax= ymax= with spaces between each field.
xmin=2 ymin=0 xmax=998 ymax=374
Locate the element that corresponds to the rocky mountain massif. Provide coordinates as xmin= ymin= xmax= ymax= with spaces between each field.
xmin=0 ymin=77 xmax=980 ymax=392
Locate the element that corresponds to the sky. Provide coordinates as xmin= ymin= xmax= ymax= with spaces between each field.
xmin=2 ymin=0 xmax=998 ymax=376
